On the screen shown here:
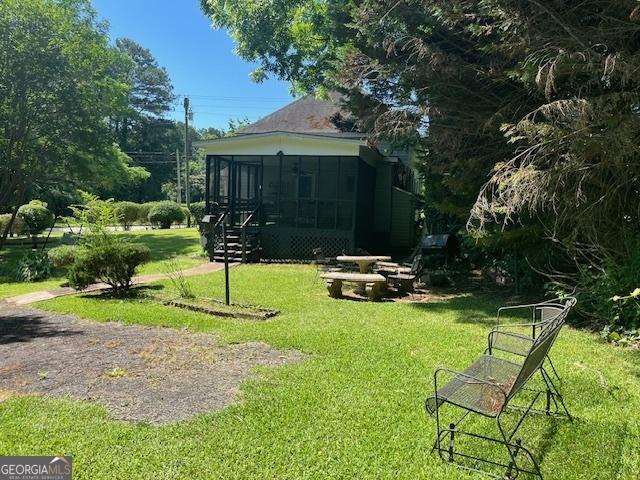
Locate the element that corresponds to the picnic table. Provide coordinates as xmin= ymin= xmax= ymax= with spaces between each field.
xmin=336 ymin=255 xmax=392 ymax=273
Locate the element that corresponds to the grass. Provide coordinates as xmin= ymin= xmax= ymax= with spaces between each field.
xmin=1 ymin=265 xmax=638 ymax=479
xmin=0 ymin=228 xmax=205 ymax=299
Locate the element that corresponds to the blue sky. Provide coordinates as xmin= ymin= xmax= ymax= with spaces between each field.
xmin=93 ymin=0 xmax=294 ymax=129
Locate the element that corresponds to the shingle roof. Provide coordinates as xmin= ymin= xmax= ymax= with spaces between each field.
xmin=236 ymin=93 xmax=363 ymax=137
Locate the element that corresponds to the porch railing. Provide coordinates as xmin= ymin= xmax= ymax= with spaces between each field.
xmin=240 ymin=202 xmax=262 ymax=263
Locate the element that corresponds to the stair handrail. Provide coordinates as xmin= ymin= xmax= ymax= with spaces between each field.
xmin=213 ymin=203 xmax=231 ymax=230
xmin=241 ymin=202 xmax=262 ymax=263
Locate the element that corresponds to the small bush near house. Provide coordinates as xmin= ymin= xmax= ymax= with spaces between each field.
xmin=17 ymin=200 xmax=55 ymax=236
xmin=114 ymin=202 xmax=140 ymax=230
xmin=15 ymin=251 xmax=52 ymax=282
xmin=66 ymin=241 xmax=150 ymax=293
xmin=189 ymin=201 xmax=206 ymax=224
xmin=148 ymin=201 xmax=185 ymax=229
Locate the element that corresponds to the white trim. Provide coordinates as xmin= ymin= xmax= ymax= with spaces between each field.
xmin=195 ymin=131 xmax=367 ymax=157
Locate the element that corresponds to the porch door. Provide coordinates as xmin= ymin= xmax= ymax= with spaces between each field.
xmin=211 ymin=156 xmax=262 ymax=225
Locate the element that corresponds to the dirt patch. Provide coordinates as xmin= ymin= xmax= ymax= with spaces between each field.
xmin=0 ymin=305 xmax=304 ymax=423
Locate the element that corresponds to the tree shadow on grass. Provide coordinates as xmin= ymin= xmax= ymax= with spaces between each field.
xmin=78 ymin=284 xmax=165 ymax=301
xmin=408 ymin=295 xmax=500 ymax=326
xmin=122 ymin=232 xmax=200 ymax=262
xmin=0 ymin=311 xmax=82 ymax=345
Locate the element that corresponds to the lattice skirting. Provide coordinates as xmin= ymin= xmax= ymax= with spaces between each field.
xmin=261 ymin=228 xmax=353 ymax=259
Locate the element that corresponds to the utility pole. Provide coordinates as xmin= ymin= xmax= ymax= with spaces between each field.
xmin=184 ymin=96 xmax=191 ymax=226
xmin=184 ymin=97 xmax=191 ymax=207
xmin=176 ymin=149 xmax=182 ymax=204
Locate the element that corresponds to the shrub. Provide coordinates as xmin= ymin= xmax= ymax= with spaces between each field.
xmin=560 ymin=237 xmax=640 ymax=330
xmin=0 ymin=213 xmax=23 ymax=237
xmin=17 ymin=200 xmax=54 ymax=236
xmin=48 ymin=245 xmax=77 ymax=268
xmin=114 ymin=202 xmax=140 ymax=230
xmin=56 ymin=193 xmax=151 ymax=295
xmin=181 ymin=206 xmax=191 ymax=225
xmin=189 ymin=201 xmax=206 ymax=224
xmin=15 ymin=251 xmax=52 ymax=281
xmin=138 ymin=202 xmax=157 ymax=224
xmin=66 ymin=241 xmax=151 ymax=293
xmin=148 ymin=201 xmax=185 ymax=229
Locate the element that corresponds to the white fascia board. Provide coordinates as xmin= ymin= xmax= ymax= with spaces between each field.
xmin=194 ymin=132 xmax=366 ymax=157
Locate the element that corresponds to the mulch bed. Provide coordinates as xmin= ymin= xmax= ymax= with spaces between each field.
xmin=162 ymin=299 xmax=279 ymax=320
xmin=0 ymin=305 xmax=304 ymax=423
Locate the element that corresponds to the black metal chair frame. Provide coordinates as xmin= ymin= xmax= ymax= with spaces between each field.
xmin=426 ymin=300 xmax=575 ymax=480
xmin=494 ymin=297 xmax=577 ymax=383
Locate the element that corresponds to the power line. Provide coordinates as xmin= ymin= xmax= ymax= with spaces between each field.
xmin=174 ymin=93 xmax=292 ymax=101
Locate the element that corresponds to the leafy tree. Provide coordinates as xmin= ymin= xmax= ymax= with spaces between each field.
xmin=112 ymin=38 xmax=175 ymax=150
xmin=0 ymin=0 xmax=144 ymax=249
xmin=105 ymin=38 xmax=179 ymax=202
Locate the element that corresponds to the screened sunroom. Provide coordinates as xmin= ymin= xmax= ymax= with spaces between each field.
xmin=195 ymin=95 xmax=420 ymax=261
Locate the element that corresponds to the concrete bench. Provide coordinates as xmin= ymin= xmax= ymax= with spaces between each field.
xmin=320 ymin=272 xmax=387 ymax=301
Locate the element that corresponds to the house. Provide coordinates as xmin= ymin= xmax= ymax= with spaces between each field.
xmin=195 ymin=94 xmax=421 ymax=262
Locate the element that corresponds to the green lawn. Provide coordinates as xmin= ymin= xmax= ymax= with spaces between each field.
xmin=0 ymin=228 xmax=205 ymax=299
xmin=2 ymin=265 xmax=638 ymax=479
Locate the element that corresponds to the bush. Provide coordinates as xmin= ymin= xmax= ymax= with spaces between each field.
xmin=17 ymin=200 xmax=54 ymax=236
xmin=148 ymin=201 xmax=185 ymax=229
xmin=114 ymin=202 xmax=140 ymax=230
xmin=560 ymin=237 xmax=640 ymax=330
xmin=15 ymin=251 xmax=52 ymax=282
xmin=66 ymin=241 xmax=151 ymax=293
xmin=189 ymin=201 xmax=206 ymax=224
xmin=138 ymin=202 xmax=157 ymax=224
xmin=48 ymin=245 xmax=77 ymax=268
xmin=181 ymin=206 xmax=191 ymax=225
xmin=0 ymin=213 xmax=23 ymax=237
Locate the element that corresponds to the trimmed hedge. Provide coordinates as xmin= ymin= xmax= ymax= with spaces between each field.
xmin=148 ymin=201 xmax=185 ymax=229
xmin=17 ymin=200 xmax=54 ymax=236
xmin=137 ymin=202 xmax=156 ymax=224
xmin=189 ymin=201 xmax=206 ymax=224
xmin=114 ymin=202 xmax=141 ymax=230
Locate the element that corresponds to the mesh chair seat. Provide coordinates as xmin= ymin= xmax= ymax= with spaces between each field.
xmin=426 ymin=355 xmax=522 ymax=417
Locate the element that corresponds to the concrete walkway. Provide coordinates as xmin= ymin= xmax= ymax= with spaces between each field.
xmin=4 ymin=261 xmax=238 ymax=306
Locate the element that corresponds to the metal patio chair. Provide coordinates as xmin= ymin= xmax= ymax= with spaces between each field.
xmin=425 ymin=301 xmax=574 ymax=480
xmin=493 ymin=297 xmax=577 ymax=382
